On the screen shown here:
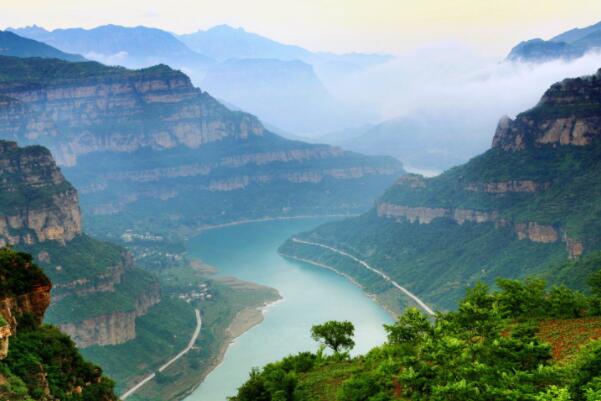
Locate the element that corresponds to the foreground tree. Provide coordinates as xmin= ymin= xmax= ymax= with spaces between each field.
xmin=311 ymin=320 xmax=355 ymax=354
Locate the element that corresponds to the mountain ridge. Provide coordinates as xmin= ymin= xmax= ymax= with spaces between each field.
xmin=281 ymin=67 xmax=601 ymax=310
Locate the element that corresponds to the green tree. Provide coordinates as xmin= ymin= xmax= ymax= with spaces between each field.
xmin=385 ymin=307 xmax=432 ymax=346
xmin=311 ymin=321 xmax=355 ymax=355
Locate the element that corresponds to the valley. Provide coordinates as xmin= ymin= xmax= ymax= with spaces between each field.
xmin=2 ymin=7 xmax=601 ymax=401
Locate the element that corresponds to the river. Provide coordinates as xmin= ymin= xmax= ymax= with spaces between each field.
xmin=184 ymin=218 xmax=393 ymax=401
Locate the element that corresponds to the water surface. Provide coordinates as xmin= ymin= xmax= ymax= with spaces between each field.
xmin=185 ymin=219 xmax=393 ymax=401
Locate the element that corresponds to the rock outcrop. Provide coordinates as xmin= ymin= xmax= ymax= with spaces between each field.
xmin=0 ymin=141 xmax=82 ymax=247
xmin=492 ymin=69 xmax=601 ymax=151
xmin=0 ymin=140 xmax=159 ymax=348
xmin=376 ymin=202 xmax=583 ymax=257
xmin=58 ymin=281 xmax=160 ymax=348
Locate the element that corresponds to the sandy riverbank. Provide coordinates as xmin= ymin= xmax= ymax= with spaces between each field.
xmin=178 ymin=295 xmax=283 ymax=401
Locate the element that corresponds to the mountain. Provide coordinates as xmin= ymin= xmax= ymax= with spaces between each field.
xmin=0 ymin=247 xmax=118 ymax=399
xmin=179 ymin=24 xmax=391 ymax=67
xmin=0 ymin=139 xmax=160 ymax=350
xmin=202 ymin=58 xmax=355 ymax=134
xmin=280 ymin=68 xmax=601 ymax=311
xmin=0 ymin=30 xmax=84 ymax=61
xmin=179 ymin=24 xmax=312 ymax=62
xmin=508 ymin=19 xmax=601 ymax=61
xmin=0 ymin=56 xmax=403 ymax=241
xmin=7 ymin=25 xmax=213 ymax=79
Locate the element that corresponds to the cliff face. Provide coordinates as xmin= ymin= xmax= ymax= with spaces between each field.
xmin=0 ymin=56 xmax=403 ymax=236
xmin=58 ymin=280 xmax=160 ymax=348
xmin=0 ymin=141 xmax=81 ymax=247
xmin=493 ymin=70 xmax=601 ymax=151
xmin=0 ymin=140 xmax=159 ymax=348
xmin=0 ymin=62 xmax=264 ymax=166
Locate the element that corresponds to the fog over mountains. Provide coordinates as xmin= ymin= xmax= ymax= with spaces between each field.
xmin=8 ymin=20 xmax=601 ymax=173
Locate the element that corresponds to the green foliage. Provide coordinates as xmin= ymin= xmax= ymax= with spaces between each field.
xmin=0 ymin=248 xmax=50 ymax=297
xmin=1 ymin=324 xmax=116 ymax=400
xmin=0 ymin=249 xmax=117 ymax=400
xmin=311 ymin=321 xmax=355 ymax=355
xmin=231 ymin=275 xmax=601 ymax=401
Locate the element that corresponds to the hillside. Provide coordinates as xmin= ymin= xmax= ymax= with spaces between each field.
xmin=230 ymin=274 xmax=601 ymax=401
xmin=507 ymin=19 xmax=601 ymax=62
xmin=0 ymin=247 xmax=118 ymax=400
xmin=0 ymin=30 xmax=84 ymax=61
xmin=202 ymin=58 xmax=352 ymax=134
xmin=0 ymin=56 xmax=403 ymax=241
xmin=7 ymin=24 xmax=213 ymax=76
xmin=281 ymin=68 xmax=601 ymax=311
xmin=0 ymin=139 xmax=161 ymax=349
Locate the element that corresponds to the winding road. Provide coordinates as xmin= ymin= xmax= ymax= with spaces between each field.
xmin=121 ymin=309 xmax=202 ymax=399
xmin=291 ymin=238 xmax=435 ymax=316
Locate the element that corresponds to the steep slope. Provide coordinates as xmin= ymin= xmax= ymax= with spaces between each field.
xmin=507 ymin=19 xmax=601 ymax=62
xmin=281 ymin=68 xmax=601 ymax=310
xmin=0 ymin=56 xmax=403 ymax=239
xmin=0 ymin=247 xmax=118 ymax=400
xmin=0 ymin=30 xmax=84 ymax=61
xmin=202 ymin=58 xmax=352 ymax=134
xmin=0 ymin=139 xmax=160 ymax=348
xmin=8 ymin=24 xmax=213 ymax=79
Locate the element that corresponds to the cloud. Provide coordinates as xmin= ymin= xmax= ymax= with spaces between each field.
xmin=84 ymin=51 xmax=129 ymax=66
xmin=327 ymin=43 xmax=601 ymax=150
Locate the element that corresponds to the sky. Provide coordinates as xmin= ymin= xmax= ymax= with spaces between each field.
xmin=3 ymin=0 xmax=601 ymax=56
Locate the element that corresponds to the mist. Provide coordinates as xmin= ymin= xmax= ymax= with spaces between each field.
xmin=318 ymin=44 xmax=601 ymax=172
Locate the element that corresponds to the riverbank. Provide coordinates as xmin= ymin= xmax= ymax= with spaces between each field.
xmin=280 ymin=252 xmax=399 ymax=318
xmin=195 ymin=214 xmax=355 ymax=234
xmin=183 ymin=219 xmax=393 ymax=401
xmin=127 ymin=266 xmax=281 ymax=401
xmin=187 ymin=296 xmax=284 ymax=396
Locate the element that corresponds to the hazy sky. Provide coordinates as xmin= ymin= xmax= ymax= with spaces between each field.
xmin=3 ymin=0 xmax=601 ymax=55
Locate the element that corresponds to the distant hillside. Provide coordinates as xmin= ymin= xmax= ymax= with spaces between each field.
xmin=0 ymin=30 xmax=84 ymax=61
xmin=8 ymin=24 xmax=213 ymax=79
xmin=281 ymin=68 xmax=601 ymax=311
xmin=322 ymin=113 xmax=490 ymax=173
xmin=508 ymin=19 xmax=601 ymax=61
xmin=202 ymin=58 xmax=355 ymax=134
xmin=0 ymin=56 xmax=404 ymax=241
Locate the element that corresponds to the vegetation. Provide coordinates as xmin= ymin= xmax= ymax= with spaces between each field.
xmin=1 ymin=320 xmax=117 ymax=400
xmin=311 ymin=321 xmax=355 ymax=355
xmin=230 ymin=274 xmax=601 ymax=401
xmin=0 ymin=248 xmax=117 ymax=400
xmin=0 ymin=248 xmax=50 ymax=296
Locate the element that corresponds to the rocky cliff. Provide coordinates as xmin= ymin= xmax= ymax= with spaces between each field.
xmin=0 ymin=249 xmax=51 ymax=358
xmin=0 ymin=140 xmax=81 ymax=247
xmin=282 ymin=68 xmax=601 ymax=309
xmin=0 ymin=56 xmax=403 ymax=237
xmin=0 ymin=140 xmax=160 ymax=348
xmin=493 ymin=70 xmax=601 ymax=151
xmin=58 ymin=279 xmax=160 ymax=347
